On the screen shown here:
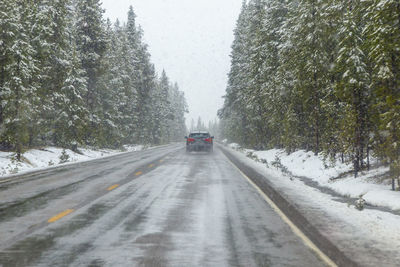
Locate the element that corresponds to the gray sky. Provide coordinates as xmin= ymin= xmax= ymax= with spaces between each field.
xmin=101 ymin=0 xmax=242 ymax=128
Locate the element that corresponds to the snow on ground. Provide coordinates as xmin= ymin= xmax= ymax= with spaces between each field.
xmin=227 ymin=143 xmax=398 ymax=212
xmin=225 ymin=144 xmax=400 ymax=266
xmin=0 ymin=145 xmax=145 ymax=178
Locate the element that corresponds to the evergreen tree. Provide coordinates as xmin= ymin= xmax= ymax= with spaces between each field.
xmin=110 ymin=19 xmax=139 ymax=144
xmin=167 ymin=83 xmax=188 ymax=141
xmin=151 ymin=70 xmax=172 ymax=144
xmin=55 ymin=46 xmax=88 ymax=150
xmin=286 ymin=0 xmax=332 ymax=153
xmin=31 ymin=0 xmax=88 ymax=149
xmin=0 ymin=2 xmax=189 ymax=156
xmin=190 ymin=118 xmax=195 ymax=132
xmin=244 ymin=0 xmax=269 ymax=148
xmin=0 ymin=0 xmax=20 ymax=150
xmin=365 ymin=0 xmax=400 ymax=187
xmin=75 ymin=0 xmax=108 ymax=145
xmin=135 ymin=26 xmax=157 ymax=144
xmin=219 ymin=1 xmax=252 ymax=145
xmin=258 ymin=0 xmax=288 ymax=148
xmin=335 ymin=0 xmax=371 ymax=175
xmin=0 ymin=0 xmax=38 ymax=159
xmin=196 ymin=117 xmax=205 ymax=131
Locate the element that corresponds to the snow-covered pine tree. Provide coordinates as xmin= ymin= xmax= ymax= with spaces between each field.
xmin=0 ymin=0 xmax=188 ymax=154
xmin=93 ymin=17 xmax=124 ymax=147
xmin=364 ymin=0 xmax=400 ymax=188
xmin=151 ymin=70 xmax=173 ymax=144
xmin=26 ymin=0 xmax=53 ymax=147
xmin=312 ymin=0 xmax=343 ymax=159
xmin=168 ymin=82 xmax=188 ymax=141
xmin=56 ymin=45 xmax=88 ymax=150
xmin=135 ymin=25 xmax=158 ymax=144
xmin=189 ymin=118 xmax=195 ymax=133
xmin=208 ymin=119 xmax=220 ymax=138
xmin=0 ymin=0 xmax=20 ymax=150
xmin=160 ymin=71 xmax=174 ymax=143
xmin=244 ymin=0 xmax=271 ymax=148
xmin=281 ymin=0 xmax=332 ymax=154
xmin=29 ymin=0 xmax=88 ymax=149
xmin=75 ymin=0 xmax=108 ymax=145
xmin=219 ymin=0 xmax=252 ymax=145
xmin=335 ymin=0 xmax=371 ymax=176
xmin=95 ymin=19 xmax=125 ymax=147
xmin=0 ymin=0 xmax=38 ymax=160
xmin=122 ymin=7 xmax=143 ymax=144
xmin=274 ymin=0 xmax=306 ymax=152
xmin=258 ymin=0 xmax=288 ymax=149
xmin=196 ymin=117 xmax=206 ymax=132
xmin=109 ymin=19 xmax=138 ymax=145
xmin=50 ymin=0 xmax=89 ymax=149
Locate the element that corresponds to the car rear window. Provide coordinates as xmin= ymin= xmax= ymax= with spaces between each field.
xmin=189 ymin=133 xmax=210 ymax=138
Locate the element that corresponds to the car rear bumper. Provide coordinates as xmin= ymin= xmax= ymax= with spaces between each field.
xmin=186 ymin=143 xmax=213 ymax=151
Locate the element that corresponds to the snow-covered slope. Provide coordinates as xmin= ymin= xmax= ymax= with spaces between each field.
xmin=227 ymin=143 xmax=398 ymax=211
xmin=0 ymin=145 xmax=144 ymax=178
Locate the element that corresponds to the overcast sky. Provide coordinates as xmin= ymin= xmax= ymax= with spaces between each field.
xmin=101 ymin=0 xmax=242 ymax=128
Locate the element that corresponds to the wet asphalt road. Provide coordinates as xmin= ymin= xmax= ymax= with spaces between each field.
xmin=0 ymin=144 xmax=324 ymax=267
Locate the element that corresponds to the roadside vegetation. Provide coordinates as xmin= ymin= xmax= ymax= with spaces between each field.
xmin=0 ymin=0 xmax=188 ymax=160
xmin=218 ymin=0 xmax=400 ymax=188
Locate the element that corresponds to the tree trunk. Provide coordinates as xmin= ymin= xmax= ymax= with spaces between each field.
xmin=390 ymin=164 xmax=396 ymax=190
xmin=15 ymin=57 xmax=22 ymax=162
xmin=313 ymin=73 xmax=320 ymax=155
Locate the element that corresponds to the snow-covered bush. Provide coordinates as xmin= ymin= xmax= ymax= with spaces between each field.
xmin=260 ymin=158 xmax=269 ymax=167
xmin=271 ymin=155 xmax=282 ymax=169
xmin=246 ymin=151 xmax=259 ymax=161
xmin=59 ymin=149 xmax=70 ymax=164
xmin=355 ymin=196 xmax=366 ymax=211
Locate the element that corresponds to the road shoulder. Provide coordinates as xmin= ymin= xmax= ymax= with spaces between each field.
xmin=219 ymin=145 xmax=356 ymax=267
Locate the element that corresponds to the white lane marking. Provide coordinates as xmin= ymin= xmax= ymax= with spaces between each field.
xmin=0 ymin=179 xmax=13 ymax=184
xmin=226 ymin=158 xmax=338 ymax=267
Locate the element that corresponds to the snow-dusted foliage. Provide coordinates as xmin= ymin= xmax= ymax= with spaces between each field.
xmin=219 ymin=0 xmax=400 ymax=188
xmin=0 ymin=2 xmax=187 ymax=156
xmin=0 ymin=0 xmax=38 ymax=160
xmin=364 ymin=0 xmax=400 ymax=187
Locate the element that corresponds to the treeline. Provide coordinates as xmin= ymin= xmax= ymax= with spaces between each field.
xmin=0 ymin=0 xmax=187 ymax=159
xmin=188 ymin=117 xmax=220 ymax=136
xmin=219 ymin=0 xmax=400 ymax=180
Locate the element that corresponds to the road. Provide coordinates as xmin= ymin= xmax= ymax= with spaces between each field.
xmin=0 ymin=144 xmax=326 ymax=266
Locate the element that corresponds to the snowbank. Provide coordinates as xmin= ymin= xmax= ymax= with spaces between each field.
xmin=0 ymin=145 xmax=145 ymax=178
xmin=228 ymin=144 xmax=399 ymax=212
xmin=224 ymin=145 xmax=400 ymax=266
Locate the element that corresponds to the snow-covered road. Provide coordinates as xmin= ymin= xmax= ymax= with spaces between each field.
xmin=0 ymin=145 xmax=325 ymax=266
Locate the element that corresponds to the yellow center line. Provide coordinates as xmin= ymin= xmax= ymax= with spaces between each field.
xmin=135 ymin=171 xmax=143 ymax=176
xmin=48 ymin=209 xmax=74 ymax=223
xmin=159 ymin=159 xmax=164 ymax=163
xmin=148 ymin=164 xmax=154 ymax=168
xmin=107 ymin=184 xmax=119 ymax=191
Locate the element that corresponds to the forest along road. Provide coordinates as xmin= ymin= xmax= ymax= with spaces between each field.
xmin=0 ymin=144 xmax=327 ymax=266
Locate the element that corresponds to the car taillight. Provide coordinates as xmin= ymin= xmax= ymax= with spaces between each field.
xmin=205 ymin=138 xmax=212 ymax=143
xmin=187 ymin=138 xmax=195 ymax=142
